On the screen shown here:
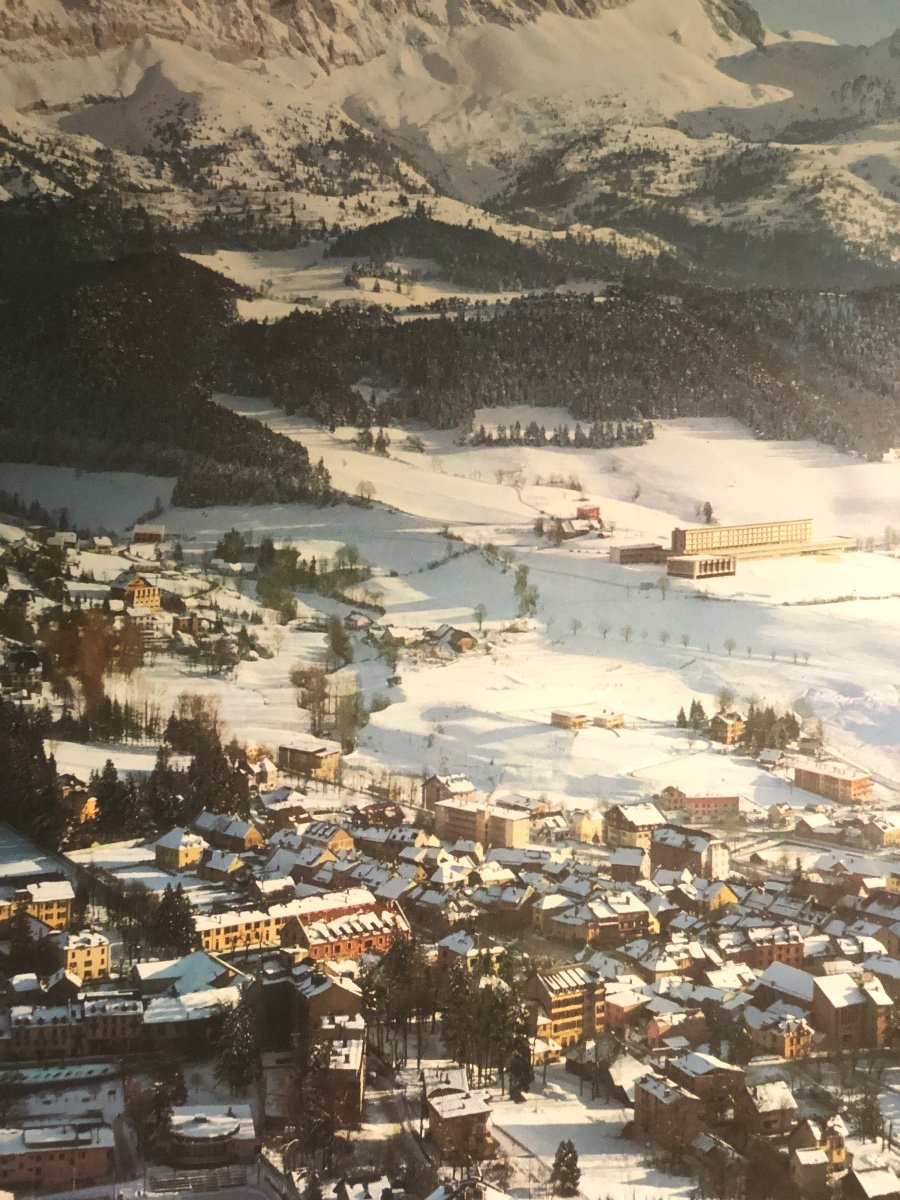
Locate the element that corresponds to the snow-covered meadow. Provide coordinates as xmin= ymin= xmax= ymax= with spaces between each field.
xmin=6 ymin=411 xmax=900 ymax=803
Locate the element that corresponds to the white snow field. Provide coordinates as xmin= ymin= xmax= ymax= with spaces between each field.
xmin=493 ymin=1064 xmax=694 ymax=1200
xmin=7 ymin=410 xmax=900 ymax=801
xmin=0 ymin=463 xmax=174 ymax=532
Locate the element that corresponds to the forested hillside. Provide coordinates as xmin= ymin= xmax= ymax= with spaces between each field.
xmin=328 ymin=213 xmax=649 ymax=289
xmin=226 ymin=285 xmax=900 ymax=459
xmin=0 ymin=199 xmax=333 ymax=507
xmin=2 ymin=197 xmax=898 ymax=487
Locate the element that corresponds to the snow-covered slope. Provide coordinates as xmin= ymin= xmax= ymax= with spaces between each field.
xmin=0 ymin=0 xmax=898 ymax=278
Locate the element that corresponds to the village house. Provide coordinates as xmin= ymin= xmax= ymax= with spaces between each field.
xmin=845 ymin=1168 xmax=900 ymax=1200
xmin=603 ymin=802 xmax=667 ymax=851
xmin=666 ymin=1051 xmax=745 ymax=1125
xmin=301 ymin=820 xmax=356 ymax=854
xmin=422 ymin=774 xmax=478 ymax=813
xmin=278 ymin=735 xmax=343 ymax=782
xmin=424 ymin=1068 xmax=494 ymax=1165
xmin=57 ymin=774 xmax=98 ymax=824
xmin=197 ymin=848 xmax=245 ymax=883
xmin=709 ymin=711 xmax=746 ymax=745
xmin=650 ymin=825 xmax=730 ymax=880
xmin=193 ymin=811 xmax=265 ymax=854
xmin=434 ymin=625 xmax=478 ymax=653
xmin=110 ymin=572 xmax=161 ymax=611
xmin=743 ymin=1008 xmax=813 ymax=1059
xmin=789 ymin=1146 xmax=829 ymax=1197
xmin=321 ymin=1014 xmax=367 ymax=1126
xmin=862 ymin=814 xmax=900 ymax=849
xmin=155 ymin=827 xmax=208 ymax=872
xmin=610 ymin=847 xmax=651 ymax=883
xmin=0 ymin=880 xmax=74 ymax=931
xmin=634 ymin=1074 xmax=704 ymax=1152
xmin=789 ymin=1115 xmax=850 ymax=1176
xmin=735 ymin=1080 xmax=799 ymax=1140
xmin=551 ymin=711 xmax=591 ymax=730
xmin=132 ymin=523 xmax=166 ymax=544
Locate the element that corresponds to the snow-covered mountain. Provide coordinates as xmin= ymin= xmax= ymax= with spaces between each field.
xmin=0 ymin=0 xmax=898 ymax=280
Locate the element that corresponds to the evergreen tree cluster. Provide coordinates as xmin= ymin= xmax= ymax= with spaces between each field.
xmin=551 ymin=1140 xmax=581 ymax=1197
xmin=328 ymin=213 xmax=625 ymax=291
xmin=740 ymin=703 xmax=800 ymax=755
xmin=676 ymin=699 xmax=708 ymax=732
xmin=0 ymin=695 xmax=249 ymax=852
xmin=229 ymin=283 xmax=900 ymax=458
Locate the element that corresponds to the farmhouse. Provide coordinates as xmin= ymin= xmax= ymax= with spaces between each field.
xmin=710 ymin=712 xmax=745 ymax=745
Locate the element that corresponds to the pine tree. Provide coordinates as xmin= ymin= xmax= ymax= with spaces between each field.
xmin=676 ymin=706 xmax=687 ymax=728
xmin=507 ymin=1004 xmax=534 ymax=1102
xmin=215 ymin=990 xmax=259 ymax=1094
xmin=551 ymin=1140 xmax=581 ymax=1197
xmin=8 ymin=904 xmax=36 ymax=974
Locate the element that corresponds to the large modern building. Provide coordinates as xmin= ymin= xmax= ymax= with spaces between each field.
xmin=671 ymin=519 xmax=814 ymax=556
xmin=616 ymin=518 xmax=855 ymax=581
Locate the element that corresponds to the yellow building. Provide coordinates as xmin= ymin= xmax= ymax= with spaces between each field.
xmin=122 ymin=574 xmax=161 ymax=610
xmin=155 ymin=827 xmax=208 ymax=872
xmin=0 ymin=881 xmax=75 ymax=931
xmin=53 ymin=929 xmax=111 ymax=981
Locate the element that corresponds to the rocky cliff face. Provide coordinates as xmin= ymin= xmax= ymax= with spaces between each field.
xmin=0 ymin=0 xmax=639 ymax=66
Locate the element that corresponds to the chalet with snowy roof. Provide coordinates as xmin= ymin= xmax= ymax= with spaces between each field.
xmin=610 ymin=846 xmax=651 ymax=883
xmin=198 ymin=848 xmax=245 ymax=882
xmin=710 ymin=711 xmax=745 ymax=745
xmin=132 ymin=523 xmax=166 ymax=544
xmin=300 ymin=820 xmax=355 ymax=854
xmin=110 ymin=573 xmax=161 ymax=611
xmin=603 ymin=802 xmax=667 ymax=851
xmin=433 ymin=624 xmax=477 ymax=653
xmin=258 ymin=786 xmax=308 ymax=829
xmin=422 ymin=773 xmax=478 ymax=813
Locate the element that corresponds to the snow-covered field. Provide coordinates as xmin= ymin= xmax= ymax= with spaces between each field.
xmin=494 ymin=1065 xmax=693 ymax=1200
xmin=6 ymin=411 xmax=900 ymax=804
xmin=0 ymin=464 xmax=174 ymax=532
